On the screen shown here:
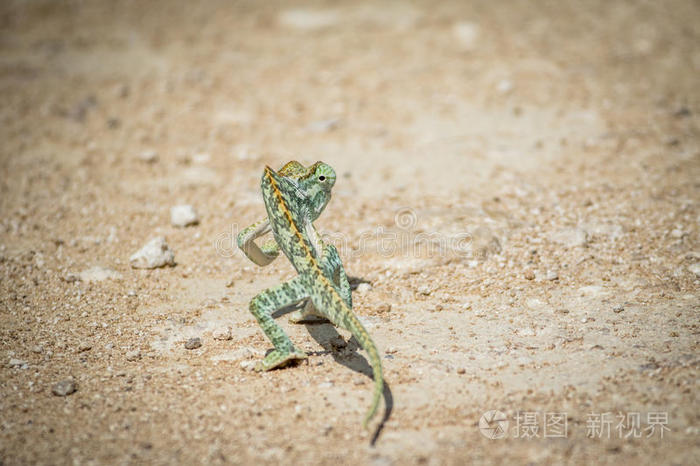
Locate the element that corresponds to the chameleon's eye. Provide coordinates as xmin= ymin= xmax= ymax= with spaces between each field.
xmin=318 ymin=175 xmax=326 ymax=182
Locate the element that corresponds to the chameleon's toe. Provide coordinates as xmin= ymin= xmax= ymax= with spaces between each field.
xmin=254 ymin=348 xmax=308 ymax=372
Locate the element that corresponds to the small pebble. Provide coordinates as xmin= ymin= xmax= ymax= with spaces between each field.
xmin=356 ymin=283 xmax=372 ymax=295
xmin=376 ymin=303 xmax=392 ymax=313
xmin=52 ymin=379 xmax=77 ymax=396
xmin=524 ymin=270 xmax=535 ymax=280
xmin=613 ymin=305 xmax=625 ymax=313
xmin=452 ymin=21 xmax=479 ymax=51
xmin=545 ymin=270 xmax=559 ymax=281
xmin=456 ymin=367 xmax=466 ymax=375
xmin=670 ymin=228 xmax=685 ymax=239
xmin=551 ymin=227 xmax=588 ymax=248
xmin=130 ymin=237 xmax=175 ymax=269
xmin=125 ymin=350 xmax=141 ymax=361
xmin=674 ymin=106 xmax=691 ymax=118
xmin=212 ymin=327 xmax=232 ymax=341
xmin=185 ymin=337 xmax=202 ymax=350
xmin=239 ymin=360 xmax=256 ymax=371
xmin=307 ymin=118 xmax=341 ymax=133
xmin=170 ymin=205 xmax=199 ymax=227
xmin=688 ymin=263 xmax=700 ymax=277
xmin=192 ymin=152 xmax=211 ymax=164
xmin=138 ymin=150 xmax=158 ymax=163
xmin=78 ymin=343 xmax=92 ymax=353
xmin=8 ymin=358 xmax=27 ymax=369
xmin=497 ymin=79 xmax=513 ymax=94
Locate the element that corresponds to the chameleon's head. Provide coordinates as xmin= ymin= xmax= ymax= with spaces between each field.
xmin=310 ymin=162 xmax=336 ymax=190
xmin=298 ymin=162 xmax=336 ymax=219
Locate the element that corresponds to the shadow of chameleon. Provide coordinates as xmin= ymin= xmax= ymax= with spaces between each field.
xmin=271 ymin=303 xmax=393 ymax=445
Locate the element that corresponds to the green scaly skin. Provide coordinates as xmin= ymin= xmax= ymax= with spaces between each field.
xmin=237 ymin=161 xmax=384 ymax=429
xmin=237 ymin=161 xmax=332 ymax=267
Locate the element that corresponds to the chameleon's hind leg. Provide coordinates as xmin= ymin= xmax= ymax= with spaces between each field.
xmin=249 ymin=276 xmax=310 ymax=371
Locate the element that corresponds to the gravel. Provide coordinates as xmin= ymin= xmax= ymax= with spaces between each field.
xmin=52 ymin=379 xmax=77 ymax=396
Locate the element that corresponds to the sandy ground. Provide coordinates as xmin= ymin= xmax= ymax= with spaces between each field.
xmin=1 ymin=1 xmax=699 ymax=464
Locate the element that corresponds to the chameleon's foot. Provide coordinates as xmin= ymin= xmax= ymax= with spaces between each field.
xmin=254 ymin=348 xmax=308 ymax=372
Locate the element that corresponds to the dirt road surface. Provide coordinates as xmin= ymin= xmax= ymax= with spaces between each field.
xmin=1 ymin=1 xmax=698 ymax=464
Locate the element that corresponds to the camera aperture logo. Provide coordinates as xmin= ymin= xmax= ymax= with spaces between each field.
xmin=479 ymin=410 xmax=509 ymax=440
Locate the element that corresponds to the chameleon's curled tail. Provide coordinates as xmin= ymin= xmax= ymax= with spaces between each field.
xmin=343 ymin=311 xmax=384 ymax=429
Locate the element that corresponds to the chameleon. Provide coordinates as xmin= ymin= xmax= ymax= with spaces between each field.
xmin=237 ymin=161 xmax=384 ymax=428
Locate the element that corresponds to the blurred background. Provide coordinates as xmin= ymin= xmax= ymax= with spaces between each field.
xmin=1 ymin=1 xmax=698 ymax=464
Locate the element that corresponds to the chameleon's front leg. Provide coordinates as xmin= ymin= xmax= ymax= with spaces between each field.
xmin=237 ymin=218 xmax=280 ymax=266
xmin=249 ymin=276 xmax=310 ymax=371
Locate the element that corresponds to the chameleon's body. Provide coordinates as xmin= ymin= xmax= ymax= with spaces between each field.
xmin=237 ymin=161 xmax=384 ymax=428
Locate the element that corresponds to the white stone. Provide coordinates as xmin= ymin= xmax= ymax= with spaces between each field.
xmin=170 ymin=205 xmax=199 ymax=227
xmin=129 ymin=237 xmax=175 ymax=269
xmin=356 ymin=283 xmax=372 ymax=295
